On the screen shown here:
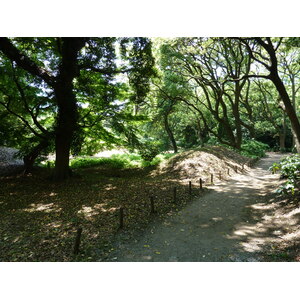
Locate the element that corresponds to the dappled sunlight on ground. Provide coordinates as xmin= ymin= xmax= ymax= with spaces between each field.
xmin=0 ymin=150 xmax=297 ymax=261
xmin=105 ymin=152 xmax=299 ymax=262
xmin=23 ymin=202 xmax=62 ymax=213
xmin=229 ymin=198 xmax=300 ymax=257
xmin=77 ymin=203 xmax=118 ymax=220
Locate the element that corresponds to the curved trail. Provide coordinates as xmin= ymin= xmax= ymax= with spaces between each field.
xmin=108 ymin=153 xmax=284 ymax=262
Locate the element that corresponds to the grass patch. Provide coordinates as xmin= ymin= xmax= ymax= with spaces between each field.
xmin=69 ymin=152 xmax=177 ymax=170
xmin=70 ymin=157 xmax=129 ymax=169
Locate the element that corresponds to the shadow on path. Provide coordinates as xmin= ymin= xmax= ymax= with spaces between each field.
xmin=106 ymin=153 xmax=292 ymax=262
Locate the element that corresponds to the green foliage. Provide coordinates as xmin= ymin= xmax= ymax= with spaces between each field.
xmin=0 ymin=37 xmax=156 ymax=174
xmin=138 ymin=141 xmax=160 ymax=162
xmin=271 ymin=154 xmax=300 ymax=178
xmin=68 ymin=150 xmax=175 ymax=170
xmin=70 ymin=157 xmax=128 ymax=169
xmin=206 ymin=136 xmax=220 ymax=146
xmin=240 ymin=140 xmax=269 ymax=158
xmin=270 ymin=154 xmax=300 ymax=195
xmin=137 ymin=152 xmax=174 ymax=167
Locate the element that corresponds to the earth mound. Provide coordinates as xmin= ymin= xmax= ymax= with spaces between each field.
xmin=153 ymin=146 xmax=250 ymax=182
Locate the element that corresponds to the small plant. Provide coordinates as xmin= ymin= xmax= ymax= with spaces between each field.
xmin=270 ymin=154 xmax=300 ymax=195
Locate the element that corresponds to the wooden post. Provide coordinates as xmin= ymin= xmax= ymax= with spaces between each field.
xmin=150 ymin=196 xmax=155 ymax=214
xmin=219 ymin=172 xmax=222 ymax=180
xmin=199 ymin=178 xmax=203 ymax=190
xmin=73 ymin=227 xmax=82 ymax=255
xmin=173 ymin=187 xmax=177 ymax=202
xmin=227 ymin=168 xmax=230 ymax=176
xmin=188 ymin=181 xmax=192 ymax=196
xmin=211 ymin=174 xmax=213 ymax=184
xmin=119 ymin=207 xmax=124 ymax=229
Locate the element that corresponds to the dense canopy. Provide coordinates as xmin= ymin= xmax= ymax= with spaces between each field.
xmin=0 ymin=37 xmax=299 ymax=180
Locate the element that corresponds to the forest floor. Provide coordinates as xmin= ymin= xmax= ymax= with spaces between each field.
xmin=0 ymin=147 xmax=299 ymax=261
xmin=106 ymin=152 xmax=300 ymax=262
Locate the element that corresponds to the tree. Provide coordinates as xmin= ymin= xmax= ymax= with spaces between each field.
xmin=253 ymin=80 xmax=290 ymax=150
xmin=278 ymin=41 xmax=300 ymax=151
xmin=236 ymin=37 xmax=300 ymax=152
xmin=0 ymin=37 xmax=155 ymax=180
xmin=156 ymin=38 xmax=255 ymax=149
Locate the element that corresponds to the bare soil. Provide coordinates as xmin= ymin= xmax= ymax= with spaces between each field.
xmin=106 ymin=152 xmax=299 ymax=262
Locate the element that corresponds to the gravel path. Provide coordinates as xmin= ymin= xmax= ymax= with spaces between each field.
xmin=107 ymin=152 xmax=285 ymax=262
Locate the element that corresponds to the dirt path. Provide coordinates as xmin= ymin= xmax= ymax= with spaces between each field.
xmin=107 ymin=152 xmax=285 ymax=262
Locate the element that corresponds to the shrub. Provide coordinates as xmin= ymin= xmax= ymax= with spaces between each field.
xmin=270 ymin=154 xmax=300 ymax=195
xmin=240 ymin=140 xmax=269 ymax=158
xmin=138 ymin=141 xmax=160 ymax=162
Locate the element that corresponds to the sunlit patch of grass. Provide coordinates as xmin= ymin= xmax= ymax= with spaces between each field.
xmin=40 ymin=151 xmax=178 ymax=172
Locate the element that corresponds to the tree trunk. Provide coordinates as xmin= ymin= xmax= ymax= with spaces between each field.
xmin=290 ymin=76 xmax=300 ymax=152
xmin=279 ymin=114 xmax=286 ymax=151
xmin=279 ymin=133 xmax=286 ymax=151
xmin=53 ymin=81 xmax=77 ymax=181
xmin=163 ymin=113 xmax=177 ymax=153
xmin=23 ymin=139 xmax=49 ymax=174
xmin=233 ymin=82 xmax=243 ymax=149
xmin=54 ymin=131 xmax=73 ymax=180
xmin=271 ymin=73 xmax=300 ymax=153
xmin=52 ymin=38 xmax=85 ymax=181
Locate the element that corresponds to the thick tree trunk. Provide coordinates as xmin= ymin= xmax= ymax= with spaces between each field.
xmin=54 ymin=131 xmax=73 ymax=180
xmin=292 ymin=131 xmax=300 ymax=153
xmin=163 ymin=113 xmax=177 ymax=153
xmin=52 ymin=38 xmax=85 ymax=181
xmin=218 ymin=119 xmax=239 ymax=149
xmin=53 ymin=84 xmax=77 ymax=181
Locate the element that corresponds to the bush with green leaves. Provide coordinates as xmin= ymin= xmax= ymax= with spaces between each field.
xmin=240 ymin=140 xmax=269 ymax=158
xmin=138 ymin=141 xmax=160 ymax=162
xmin=270 ymin=154 xmax=300 ymax=195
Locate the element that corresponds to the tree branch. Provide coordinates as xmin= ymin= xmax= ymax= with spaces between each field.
xmin=0 ymin=96 xmax=45 ymax=138
xmin=0 ymin=37 xmax=55 ymax=86
xmin=11 ymin=66 xmax=49 ymax=135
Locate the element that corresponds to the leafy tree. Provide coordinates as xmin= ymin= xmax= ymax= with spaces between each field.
xmin=236 ymin=37 xmax=300 ymax=152
xmin=155 ymin=38 xmax=255 ymax=149
xmin=0 ymin=37 xmax=155 ymax=180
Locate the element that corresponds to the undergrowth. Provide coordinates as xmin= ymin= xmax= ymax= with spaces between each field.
xmin=270 ymin=154 xmax=300 ymax=195
xmin=41 ymin=152 xmax=178 ymax=170
xmin=206 ymin=137 xmax=269 ymax=159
